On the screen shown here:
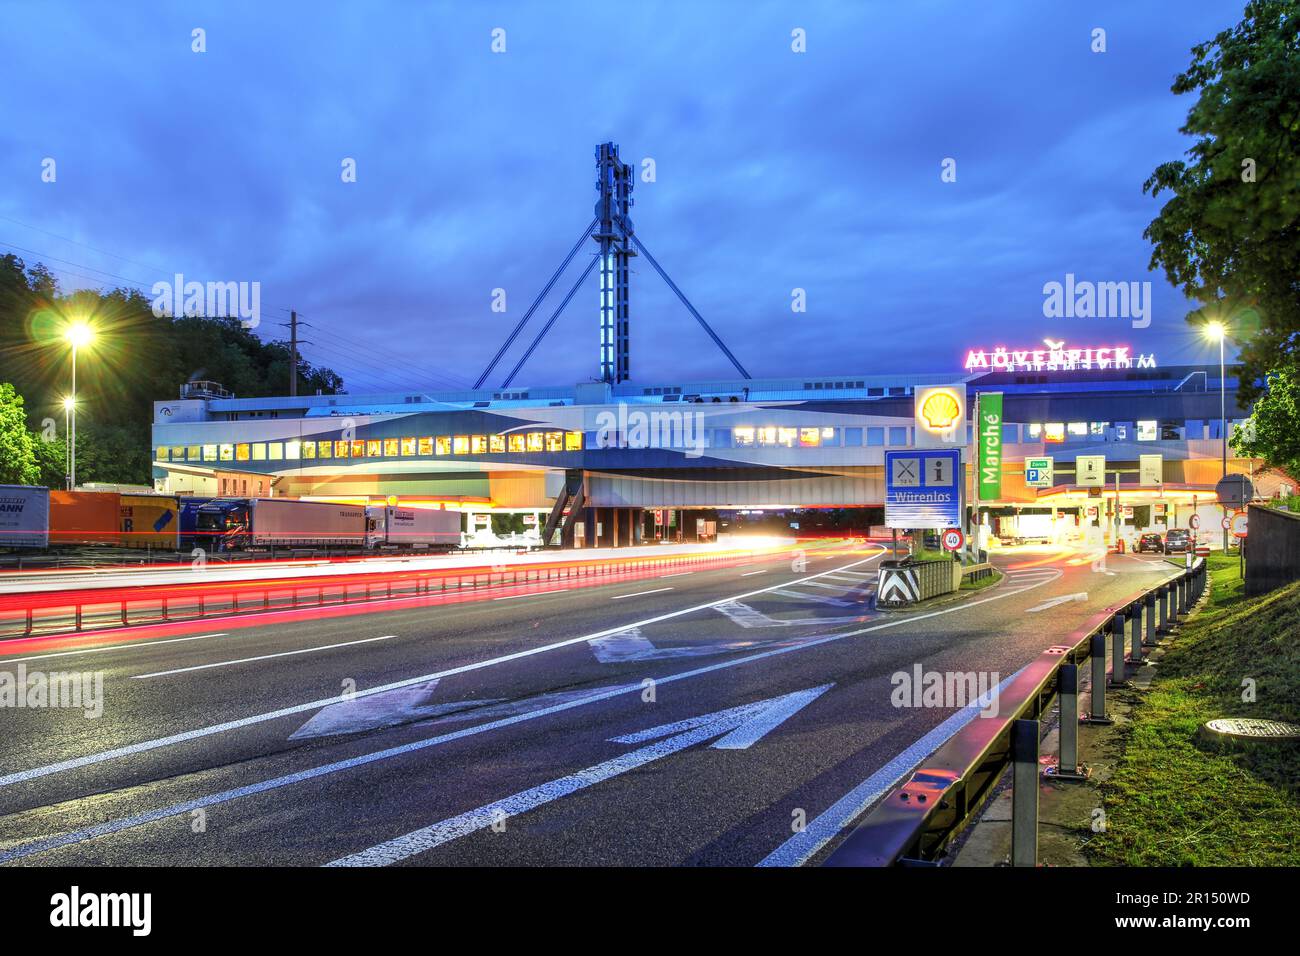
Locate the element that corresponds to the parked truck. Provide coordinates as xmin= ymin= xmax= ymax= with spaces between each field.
xmin=49 ymin=490 xmax=120 ymax=545
xmin=119 ymin=493 xmax=181 ymax=549
xmin=193 ymin=498 xmax=367 ymax=551
xmin=365 ymin=506 xmax=460 ymax=550
xmin=0 ymin=484 xmax=50 ymax=549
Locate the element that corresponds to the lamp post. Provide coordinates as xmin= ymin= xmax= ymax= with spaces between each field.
xmin=61 ymin=397 xmax=73 ymax=490
xmin=1204 ymin=320 xmax=1228 ymax=552
xmin=64 ymin=322 xmax=94 ymax=490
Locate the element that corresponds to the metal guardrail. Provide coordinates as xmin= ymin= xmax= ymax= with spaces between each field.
xmin=826 ymin=557 xmax=1208 ymax=867
xmin=0 ymin=547 xmax=776 ymax=640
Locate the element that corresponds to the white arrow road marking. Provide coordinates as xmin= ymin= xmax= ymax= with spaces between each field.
xmin=0 ymin=567 xmax=1054 ymax=864
xmin=324 ymin=684 xmax=834 ymax=867
xmin=1025 ymin=593 xmax=1088 ymax=613
xmin=130 ymin=635 xmax=397 ymax=679
xmin=0 ymin=549 xmax=885 ymax=790
xmin=290 ymin=680 xmax=454 ymax=739
xmin=712 ymin=601 xmax=859 ymax=629
xmin=587 ymin=627 xmax=737 ymax=663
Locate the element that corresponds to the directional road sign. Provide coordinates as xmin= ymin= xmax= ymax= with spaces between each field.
xmin=885 ymin=449 xmax=962 ymax=530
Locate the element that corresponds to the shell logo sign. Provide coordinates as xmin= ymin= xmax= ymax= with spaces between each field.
xmin=914 ymin=385 xmax=967 ymax=447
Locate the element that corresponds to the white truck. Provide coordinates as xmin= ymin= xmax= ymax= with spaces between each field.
xmin=245 ymin=498 xmax=366 ymax=548
xmin=0 ymin=484 xmax=50 ymax=549
xmin=365 ymin=506 xmax=460 ymax=550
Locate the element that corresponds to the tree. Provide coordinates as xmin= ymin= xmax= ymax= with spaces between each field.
xmin=0 ymin=383 xmax=40 ymax=485
xmin=1143 ymin=0 xmax=1300 ymax=408
xmin=1233 ymin=365 xmax=1300 ymax=475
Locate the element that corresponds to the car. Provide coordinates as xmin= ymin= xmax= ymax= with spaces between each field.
xmin=1135 ymin=532 xmax=1164 ymax=554
xmin=1164 ymin=528 xmax=1192 ymax=554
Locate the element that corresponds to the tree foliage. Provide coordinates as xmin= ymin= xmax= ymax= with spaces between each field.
xmin=0 ymin=382 xmax=39 ymax=485
xmin=1232 ymin=365 xmax=1300 ymax=476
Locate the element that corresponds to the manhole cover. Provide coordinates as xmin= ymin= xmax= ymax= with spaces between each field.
xmin=1199 ymin=718 xmax=1300 ymax=745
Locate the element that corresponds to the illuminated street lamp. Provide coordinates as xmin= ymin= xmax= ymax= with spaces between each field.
xmin=1203 ymin=320 xmax=1227 ymax=551
xmin=63 ymin=322 xmax=94 ymax=490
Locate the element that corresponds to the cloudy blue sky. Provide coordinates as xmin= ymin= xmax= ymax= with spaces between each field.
xmin=0 ymin=1 xmax=1242 ymax=393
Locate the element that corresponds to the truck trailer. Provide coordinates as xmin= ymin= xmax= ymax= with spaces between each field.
xmin=49 ymin=490 xmax=120 ymax=545
xmin=365 ymin=506 xmax=460 ymax=550
xmin=194 ymin=498 xmax=367 ymax=551
xmin=0 ymin=484 xmax=50 ymax=549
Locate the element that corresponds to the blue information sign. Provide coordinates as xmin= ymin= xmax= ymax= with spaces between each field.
xmin=885 ymin=449 xmax=963 ymax=530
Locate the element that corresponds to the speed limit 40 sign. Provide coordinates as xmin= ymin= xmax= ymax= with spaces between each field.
xmin=942 ymin=528 xmax=965 ymax=552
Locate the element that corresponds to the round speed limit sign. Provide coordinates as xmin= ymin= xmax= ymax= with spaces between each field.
xmin=1221 ymin=516 xmax=1232 ymax=531
xmin=1189 ymin=514 xmax=1200 ymax=530
xmin=941 ymin=528 xmax=965 ymax=552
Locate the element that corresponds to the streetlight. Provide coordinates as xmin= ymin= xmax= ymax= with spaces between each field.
xmin=61 ymin=396 xmax=74 ymax=490
xmin=1203 ymin=320 xmax=1227 ymax=551
xmin=63 ymin=321 xmax=94 ymax=490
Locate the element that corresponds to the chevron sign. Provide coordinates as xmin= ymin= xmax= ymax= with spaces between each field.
xmin=877 ymin=567 xmax=920 ymax=606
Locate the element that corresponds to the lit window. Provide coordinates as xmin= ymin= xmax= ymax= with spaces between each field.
xmin=757 ymin=426 xmax=778 ymax=446
xmin=1136 ymin=420 xmax=1157 ymax=441
xmin=435 ymin=436 xmax=450 ymax=455
xmin=367 ymin=440 xmax=383 ymax=457
xmin=1067 ymin=422 xmax=1087 ymax=436
xmin=318 ymin=441 xmax=333 ymax=458
xmin=526 ymin=432 xmax=544 ymax=452
xmin=268 ymin=443 xmax=283 ymax=460
xmin=383 ymin=438 xmax=399 ymax=456
xmin=286 ymin=440 xmax=301 ymax=459
xmin=219 ymin=443 xmax=234 ymax=461
xmin=1089 ymin=422 xmax=1107 ymax=436
xmin=170 ymin=446 xmax=185 ymax=460
xmin=351 ymin=440 xmax=365 ymax=458
xmin=565 ymin=431 xmax=582 ymax=451
xmin=1043 ymin=423 xmax=1065 ymax=443
xmin=400 ymin=437 xmax=416 ymax=456
xmin=155 ymin=445 xmax=169 ymax=461
xmin=187 ymin=445 xmax=200 ymax=461
xmin=251 ymin=443 xmax=265 ymax=461
xmin=203 ymin=444 xmax=217 ymax=461
xmin=734 ymin=427 xmax=755 ymax=446
xmin=799 ymin=427 xmax=821 ymax=447
xmin=334 ymin=440 xmax=349 ymax=458
xmin=490 ymin=435 xmax=506 ymax=453
xmin=302 ymin=441 xmax=316 ymax=459
xmin=471 ymin=435 xmax=488 ymax=454
xmin=453 ymin=435 xmax=469 ymax=454
xmin=822 ymin=427 xmax=835 ymax=438
xmin=778 ymin=427 xmax=797 ymax=447
xmin=508 ymin=433 xmax=526 ymax=453
xmin=1027 ymin=424 xmax=1042 ymax=439
xmin=418 ymin=437 xmax=433 ymax=455
xmin=545 ymin=431 xmax=563 ymax=452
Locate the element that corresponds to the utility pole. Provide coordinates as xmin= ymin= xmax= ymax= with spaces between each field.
xmin=289 ymin=310 xmax=299 ymax=397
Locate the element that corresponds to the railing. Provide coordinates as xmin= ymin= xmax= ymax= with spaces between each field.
xmin=826 ymin=558 xmax=1207 ymax=867
xmin=0 ymin=547 xmax=782 ymax=641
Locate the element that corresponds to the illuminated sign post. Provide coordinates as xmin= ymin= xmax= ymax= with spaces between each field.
xmin=885 ymin=449 xmax=963 ymax=530
xmin=914 ymin=385 xmax=966 ymax=449
xmin=976 ymin=392 xmax=1002 ymax=501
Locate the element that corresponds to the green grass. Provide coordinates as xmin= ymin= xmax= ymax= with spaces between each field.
xmin=959 ymin=568 xmax=1003 ymax=591
xmin=1087 ymin=554 xmax=1300 ymax=866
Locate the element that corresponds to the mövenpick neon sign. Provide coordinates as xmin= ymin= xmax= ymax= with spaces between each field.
xmin=964 ymin=341 xmax=1155 ymax=373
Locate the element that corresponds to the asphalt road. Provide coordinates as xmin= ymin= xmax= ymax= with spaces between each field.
xmin=0 ymin=541 xmax=1181 ymax=866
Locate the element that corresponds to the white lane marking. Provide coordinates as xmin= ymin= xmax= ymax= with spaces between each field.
xmin=741 ymin=569 xmax=768 ymax=577
xmin=800 ymin=581 xmax=860 ymax=591
xmin=757 ymin=671 xmax=1022 ymax=868
xmin=0 ymin=550 xmax=887 ymax=789
xmin=325 ymin=685 xmax=833 ymax=866
xmin=492 ymin=589 xmax=570 ymax=601
xmin=0 ymin=633 xmax=228 ymax=665
xmin=659 ymin=572 xmax=693 ymax=579
xmin=130 ymin=636 xmax=398 ymax=679
xmin=1025 ymin=593 xmax=1088 ymax=613
xmin=770 ymin=588 xmax=856 ymax=607
xmin=0 ymin=565 xmax=1054 ymax=863
xmin=610 ymin=587 xmax=674 ymax=600
xmin=289 ymin=680 xmax=446 ymax=739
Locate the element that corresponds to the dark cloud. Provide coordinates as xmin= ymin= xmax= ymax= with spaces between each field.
xmin=0 ymin=1 xmax=1239 ymax=393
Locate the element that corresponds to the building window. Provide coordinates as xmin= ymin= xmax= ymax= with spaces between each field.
xmin=866 ymin=427 xmax=884 ymax=446
xmin=268 ymin=442 xmax=283 ymax=460
xmin=302 ymin=441 xmax=316 ymax=459
xmin=471 ymin=435 xmax=488 ymax=454
xmin=1043 ymin=423 xmax=1065 ymax=443
xmin=155 ymin=445 xmax=168 ymax=461
xmin=1001 ymin=424 xmax=1018 ymax=444
xmin=777 ymin=427 xmax=797 ymax=447
xmin=843 ymin=427 xmax=862 ymax=447
xmin=887 ymin=426 xmax=907 ymax=446
xmin=1136 ymin=420 xmax=1157 ymax=441
xmin=799 ymin=427 xmax=821 ymax=447
xmin=1089 ymin=422 xmax=1107 ymax=436
xmin=545 ymin=432 xmax=564 ymax=452
xmin=1027 ymin=423 xmax=1042 ymax=440
xmin=286 ymin=440 xmax=301 ymax=459
xmin=507 ymin=433 xmax=525 ymax=453
xmin=219 ymin=443 xmax=234 ymax=461
xmin=400 ymin=437 xmax=417 ymax=456
xmin=334 ymin=440 xmax=349 ymax=458
xmin=187 ymin=445 xmax=200 ymax=461
xmin=734 ymin=426 xmax=755 ymax=447
xmin=418 ymin=437 xmax=434 ymax=455
xmin=565 ymin=431 xmax=582 ymax=451
xmin=436 ymin=436 xmax=451 ymax=455
xmin=489 ymin=435 xmax=506 ymax=454
xmin=350 ymin=439 xmax=365 ymax=458
xmin=453 ymin=435 xmax=470 ymax=455
xmin=367 ymin=440 xmax=383 ymax=457
xmin=526 ymin=432 xmax=544 ymax=452
xmin=383 ymin=438 xmax=400 ymax=456
xmin=251 ymin=443 xmax=265 ymax=461
xmin=1067 ymin=422 xmax=1087 ymax=437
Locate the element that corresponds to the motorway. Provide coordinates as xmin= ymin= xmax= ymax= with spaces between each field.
xmin=0 ymin=540 xmax=1181 ymax=866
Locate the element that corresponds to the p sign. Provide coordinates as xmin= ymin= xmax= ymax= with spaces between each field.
xmin=941 ymin=528 xmax=965 ymax=552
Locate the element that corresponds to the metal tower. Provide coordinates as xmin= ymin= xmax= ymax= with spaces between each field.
xmin=593 ymin=142 xmax=635 ymax=383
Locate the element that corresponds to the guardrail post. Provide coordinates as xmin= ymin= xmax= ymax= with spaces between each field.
xmin=1083 ymin=632 xmax=1111 ymax=724
xmin=1109 ymin=613 xmax=1127 ymax=686
xmin=1045 ymin=664 xmax=1087 ymax=781
xmin=1144 ymin=593 xmax=1157 ymax=647
xmin=1179 ymin=573 xmax=1189 ymax=613
xmin=1127 ymin=604 xmax=1142 ymax=664
xmin=1157 ymin=584 xmax=1168 ymax=633
xmin=1011 ymin=719 xmax=1039 ymax=867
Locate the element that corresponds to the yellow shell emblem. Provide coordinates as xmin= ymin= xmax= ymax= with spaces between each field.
xmin=921 ymin=390 xmax=961 ymax=430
